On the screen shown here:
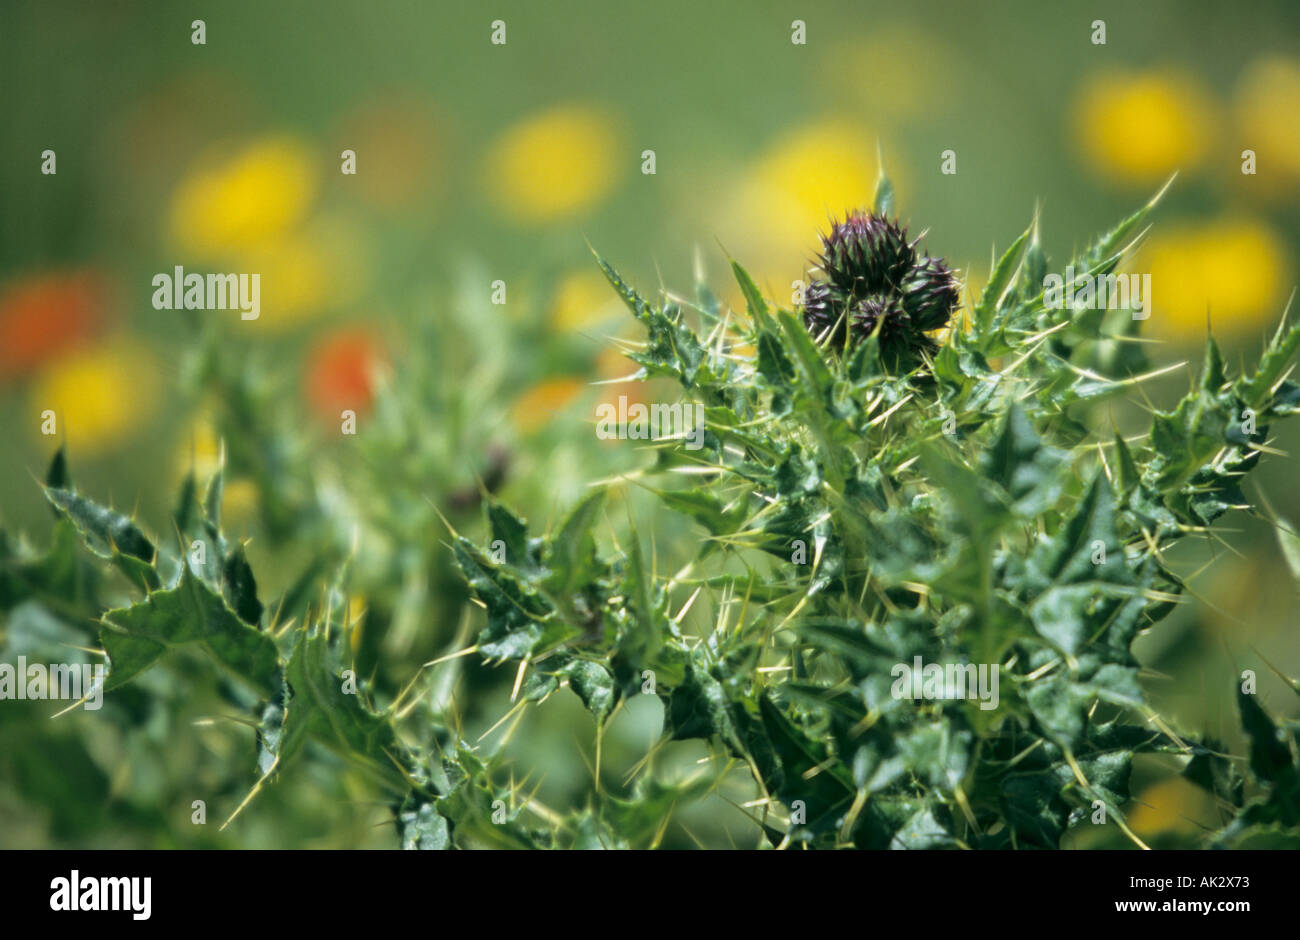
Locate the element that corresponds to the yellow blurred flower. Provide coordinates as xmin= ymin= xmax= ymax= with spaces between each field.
xmin=1138 ymin=217 xmax=1289 ymax=341
xmin=549 ymin=270 xmax=621 ymax=331
xmin=173 ymin=411 xmax=258 ymax=532
xmin=246 ymin=236 xmax=330 ymax=322
xmin=219 ymin=479 xmax=260 ymax=534
xmin=1072 ymin=70 xmax=1215 ymax=184
xmin=748 ymin=119 xmax=884 ymax=238
xmin=509 ymin=376 xmax=585 ymax=433
xmin=485 ymin=105 xmax=621 ymax=222
xmin=170 ymin=137 xmax=319 ymax=257
xmin=176 ymin=409 xmax=224 ymax=482
xmin=1128 ymin=777 xmax=1216 ymax=838
xmin=30 ymin=340 xmax=158 ymax=455
xmin=236 ymin=215 xmax=368 ymax=329
xmin=723 ymin=119 xmax=896 ymax=289
xmin=1236 ymin=56 xmax=1300 ymax=187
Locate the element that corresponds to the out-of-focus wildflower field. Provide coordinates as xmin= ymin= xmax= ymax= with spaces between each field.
xmin=1 ymin=0 xmax=1298 ymax=847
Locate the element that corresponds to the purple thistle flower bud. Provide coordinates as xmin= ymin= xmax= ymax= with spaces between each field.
xmin=816 ymin=211 xmax=915 ymax=295
xmin=901 ymin=255 xmax=961 ymax=332
xmin=801 ymin=210 xmax=960 ymax=365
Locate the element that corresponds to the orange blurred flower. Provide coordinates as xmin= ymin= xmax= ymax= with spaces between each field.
xmin=303 ymin=328 xmax=387 ymax=419
xmin=336 ymin=96 xmax=443 ymax=211
xmin=0 ymin=270 xmax=107 ymax=379
xmin=509 ymin=376 xmax=585 ymax=433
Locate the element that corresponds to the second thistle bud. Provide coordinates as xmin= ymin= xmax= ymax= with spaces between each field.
xmin=900 ymin=255 xmax=961 ymax=332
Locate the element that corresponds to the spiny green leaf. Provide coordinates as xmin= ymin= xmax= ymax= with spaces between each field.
xmin=487 ymin=501 xmax=534 ymax=570
xmin=777 ymin=310 xmax=834 ymax=400
xmin=566 ymin=659 xmax=617 ymax=725
xmin=453 ymin=538 xmax=573 ymax=660
xmin=397 ymin=800 xmax=452 ymax=850
xmin=758 ymin=693 xmax=855 ymax=834
xmin=1237 ymin=690 xmax=1295 ymax=784
xmin=1240 ymin=314 xmax=1300 ymax=409
xmin=980 ymin=403 xmax=1066 ymax=518
xmin=1077 ymin=175 xmax=1174 ymax=274
xmin=44 ymin=486 xmax=154 ymax=566
xmin=666 ymin=658 xmax=745 ymax=755
xmin=543 ymin=489 xmax=605 ymax=599
xmin=45 ymin=446 xmax=70 ymax=491
xmin=43 ymin=486 xmax=159 ymax=592
xmin=222 ymin=544 xmax=263 ymax=626
xmin=1112 ymin=431 xmax=1141 ymax=499
xmin=256 ymin=625 xmax=411 ymax=794
xmin=873 ymin=161 xmax=894 ymax=218
xmin=594 ymin=252 xmax=653 ymax=321
xmin=973 ymin=222 xmax=1033 ymax=333
xmin=889 ymin=805 xmax=959 ymax=849
xmin=100 ymin=565 xmax=278 ymax=693
xmin=731 ymin=259 xmax=778 ymax=336
xmin=1024 ymin=473 xmax=1136 ymax=656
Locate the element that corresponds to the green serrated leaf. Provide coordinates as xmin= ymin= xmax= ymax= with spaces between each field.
xmin=731 ymin=259 xmax=779 ymax=336
xmin=566 ymin=658 xmax=617 ymax=725
xmin=543 ymin=489 xmax=605 ymax=599
xmin=981 ymin=404 xmax=1066 ymax=517
xmin=44 ymin=486 xmax=159 ymax=592
xmin=973 ymin=222 xmax=1033 ymax=333
xmin=45 ymin=446 xmax=70 ymax=491
xmin=100 ymin=565 xmax=278 ymax=693
xmin=1241 ymin=316 xmax=1300 ymax=409
xmin=873 ymin=162 xmax=894 ymax=218
xmin=256 ymin=625 xmax=409 ymax=792
xmin=222 ymin=544 xmax=263 ymax=626
xmin=1025 ymin=474 xmax=1136 ymax=656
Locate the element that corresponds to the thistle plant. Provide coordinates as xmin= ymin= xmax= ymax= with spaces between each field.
xmin=450 ymin=175 xmax=1300 ymax=848
xmin=4 ymin=174 xmax=1299 ymax=849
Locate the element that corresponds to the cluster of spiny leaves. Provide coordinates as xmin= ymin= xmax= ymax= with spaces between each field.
xmin=5 ymin=178 xmax=1300 ymax=849
xmin=0 ymin=448 xmax=553 ymax=848
xmin=0 ymin=273 xmax=645 ymax=849
xmin=452 ymin=176 xmax=1300 ymax=848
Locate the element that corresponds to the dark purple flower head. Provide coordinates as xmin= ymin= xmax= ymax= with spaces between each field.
xmin=802 ymin=210 xmax=960 ymax=365
xmin=900 ymin=255 xmax=962 ymax=332
xmin=817 ymin=211 xmax=915 ymax=295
